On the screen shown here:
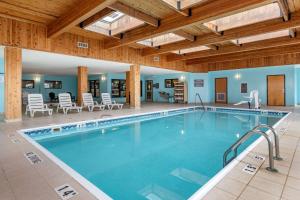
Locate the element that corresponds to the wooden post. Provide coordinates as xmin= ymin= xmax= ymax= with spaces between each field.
xmin=77 ymin=66 xmax=88 ymax=106
xmin=4 ymin=47 xmax=22 ymax=122
xmin=129 ymin=64 xmax=140 ymax=108
xmin=126 ymin=71 xmax=130 ymax=104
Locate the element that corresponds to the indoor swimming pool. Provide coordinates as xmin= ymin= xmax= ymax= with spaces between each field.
xmin=21 ymin=107 xmax=286 ymax=200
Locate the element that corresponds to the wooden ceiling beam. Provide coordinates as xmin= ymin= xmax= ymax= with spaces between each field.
xmin=167 ymin=35 xmax=300 ymax=61
xmin=186 ymin=43 xmax=300 ymax=64
xmin=104 ymin=0 xmax=273 ymax=49
xmin=47 ymin=0 xmax=116 ymax=38
xmin=289 ymin=28 xmax=296 ymax=38
xmin=158 ymin=0 xmax=190 ymax=16
xmin=277 ymin=0 xmax=290 ymax=21
xmin=108 ymin=2 xmax=159 ymax=27
xmin=80 ymin=8 xmax=114 ymax=29
xmin=173 ymin=30 xmax=195 ymax=41
xmin=141 ymin=11 xmax=300 ymax=56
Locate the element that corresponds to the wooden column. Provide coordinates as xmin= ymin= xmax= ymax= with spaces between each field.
xmin=129 ymin=64 xmax=140 ymax=108
xmin=77 ymin=66 xmax=88 ymax=105
xmin=126 ymin=71 xmax=130 ymax=104
xmin=4 ymin=47 xmax=22 ymax=122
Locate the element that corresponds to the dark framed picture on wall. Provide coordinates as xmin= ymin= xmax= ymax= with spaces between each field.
xmin=241 ymin=83 xmax=247 ymax=93
xmin=44 ymin=80 xmax=62 ymax=89
xmin=165 ymin=79 xmax=178 ymax=88
xmin=194 ymin=79 xmax=204 ymax=87
xmin=22 ymin=80 xmax=35 ymax=89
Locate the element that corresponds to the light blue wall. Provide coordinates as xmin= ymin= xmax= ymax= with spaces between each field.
xmin=208 ymin=65 xmax=297 ymax=106
xmin=143 ymin=73 xmax=210 ymax=103
xmin=188 ymin=73 xmax=209 ymax=103
xmin=22 ymin=74 xmax=77 ymax=102
xmin=0 ymin=58 xmax=4 ymax=113
xmin=144 ymin=73 xmax=187 ymax=102
xmin=296 ymin=67 xmax=300 ymax=105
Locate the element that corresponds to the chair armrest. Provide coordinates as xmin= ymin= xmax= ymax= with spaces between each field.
xmin=112 ymin=100 xmax=117 ymax=104
xmin=72 ymin=102 xmax=77 ymax=107
xmin=94 ymin=101 xmax=99 ymax=105
xmin=44 ymin=104 xmax=49 ymax=109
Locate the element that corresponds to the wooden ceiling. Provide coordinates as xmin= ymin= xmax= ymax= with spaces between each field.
xmin=1 ymin=0 xmax=300 ymax=71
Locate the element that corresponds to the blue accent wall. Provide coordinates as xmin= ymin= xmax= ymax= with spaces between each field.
xmin=0 ymin=58 xmax=4 ymax=113
xmin=296 ymin=67 xmax=300 ymax=105
xmin=1 ymin=64 xmax=299 ymax=115
xmin=143 ymin=73 xmax=210 ymax=103
xmin=144 ymin=73 xmax=188 ymax=102
xmin=187 ymin=73 xmax=209 ymax=103
xmin=22 ymin=74 xmax=77 ymax=102
xmin=208 ymin=65 xmax=297 ymax=106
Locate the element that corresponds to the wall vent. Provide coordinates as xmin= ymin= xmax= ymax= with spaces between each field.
xmin=153 ymin=56 xmax=160 ymax=62
xmin=77 ymin=42 xmax=89 ymax=49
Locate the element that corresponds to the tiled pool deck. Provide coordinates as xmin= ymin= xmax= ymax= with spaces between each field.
xmin=0 ymin=103 xmax=299 ymax=200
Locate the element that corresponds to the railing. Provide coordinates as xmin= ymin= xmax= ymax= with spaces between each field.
xmin=223 ymin=124 xmax=282 ymax=172
xmin=195 ymin=93 xmax=205 ymax=111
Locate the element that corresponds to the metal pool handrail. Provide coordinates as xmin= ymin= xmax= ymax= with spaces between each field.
xmin=223 ymin=125 xmax=282 ymax=172
xmin=253 ymin=124 xmax=282 ymax=160
xmin=195 ymin=93 xmax=205 ymax=111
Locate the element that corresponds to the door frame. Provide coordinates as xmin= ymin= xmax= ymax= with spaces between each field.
xmin=267 ymin=74 xmax=286 ymax=106
xmin=215 ymin=77 xmax=228 ymax=104
xmin=145 ymin=80 xmax=153 ymax=102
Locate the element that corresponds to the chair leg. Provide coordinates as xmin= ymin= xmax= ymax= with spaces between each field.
xmin=30 ymin=110 xmax=34 ymax=118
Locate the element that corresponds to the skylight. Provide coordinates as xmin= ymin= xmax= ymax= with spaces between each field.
xmin=137 ymin=33 xmax=185 ymax=47
xmin=172 ymin=46 xmax=210 ymax=54
xmin=162 ymin=0 xmax=206 ymax=9
xmin=204 ymin=3 xmax=282 ymax=32
xmin=84 ymin=12 xmax=145 ymax=36
xmin=232 ymin=30 xmax=290 ymax=45
xmin=100 ymin=11 xmax=124 ymax=24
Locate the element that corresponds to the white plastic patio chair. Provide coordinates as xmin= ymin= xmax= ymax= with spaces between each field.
xmin=82 ymin=93 xmax=105 ymax=112
xmin=26 ymin=94 xmax=53 ymax=117
xmin=101 ymin=93 xmax=123 ymax=110
xmin=57 ymin=93 xmax=82 ymax=114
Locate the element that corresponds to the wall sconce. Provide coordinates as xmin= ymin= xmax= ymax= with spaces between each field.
xmin=234 ymin=73 xmax=241 ymax=80
xmin=101 ymin=75 xmax=106 ymax=81
xmin=35 ymin=75 xmax=41 ymax=83
xmin=180 ymin=75 xmax=186 ymax=81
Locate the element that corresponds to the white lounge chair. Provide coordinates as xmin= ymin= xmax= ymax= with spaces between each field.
xmin=101 ymin=93 xmax=123 ymax=110
xmin=26 ymin=94 xmax=53 ymax=117
xmin=234 ymin=90 xmax=260 ymax=109
xmin=82 ymin=93 xmax=105 ymax=112
xmin=57 ymin=93 xmax=82 ymax=114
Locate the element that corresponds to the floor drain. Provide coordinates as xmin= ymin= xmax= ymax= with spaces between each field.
xmin=242 ymin=163 xmax=258 ymax=175
xmin=24 ymin=152 xmax=42 ymax=164
xmin=55 ymin=184 xmax=78 ymax=200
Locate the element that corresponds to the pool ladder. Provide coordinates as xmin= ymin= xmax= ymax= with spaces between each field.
xmin=223 ymin=124 xmax=282 ymax=172
xmin=195 ymin=93 xmax=205 ymax=111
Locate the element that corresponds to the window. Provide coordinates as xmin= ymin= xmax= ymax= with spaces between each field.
xmin=84 ymin=11 xmax=144 ymax=36
xmin=204 ymin=3 xmax=281 ymax=32
xmin=138 ymin=33 xmax=185 ymax=47
xmin=44 ymin=80 xmax=62 ymax=89
xmin=88 ymin=80 xmax=100 ymax=97
xmin=172 ymin=46 xmax=210 ymax=54
xmin=111 ymin=79 xmax=126 ymax=98
xmin=232 ymin=30 xmax=290 ymax=45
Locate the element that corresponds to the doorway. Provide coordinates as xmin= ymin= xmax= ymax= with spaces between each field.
xmin=267 ymin=75 xmax=285 ymax=106
xmin=145 ymin=80 xmax=153 ymax=102
xmin=215 ymin=77 xmax=228 ymax=104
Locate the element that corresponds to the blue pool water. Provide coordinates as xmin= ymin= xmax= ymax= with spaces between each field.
xmin=33 ymin=110 xmax=282 ymax=200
